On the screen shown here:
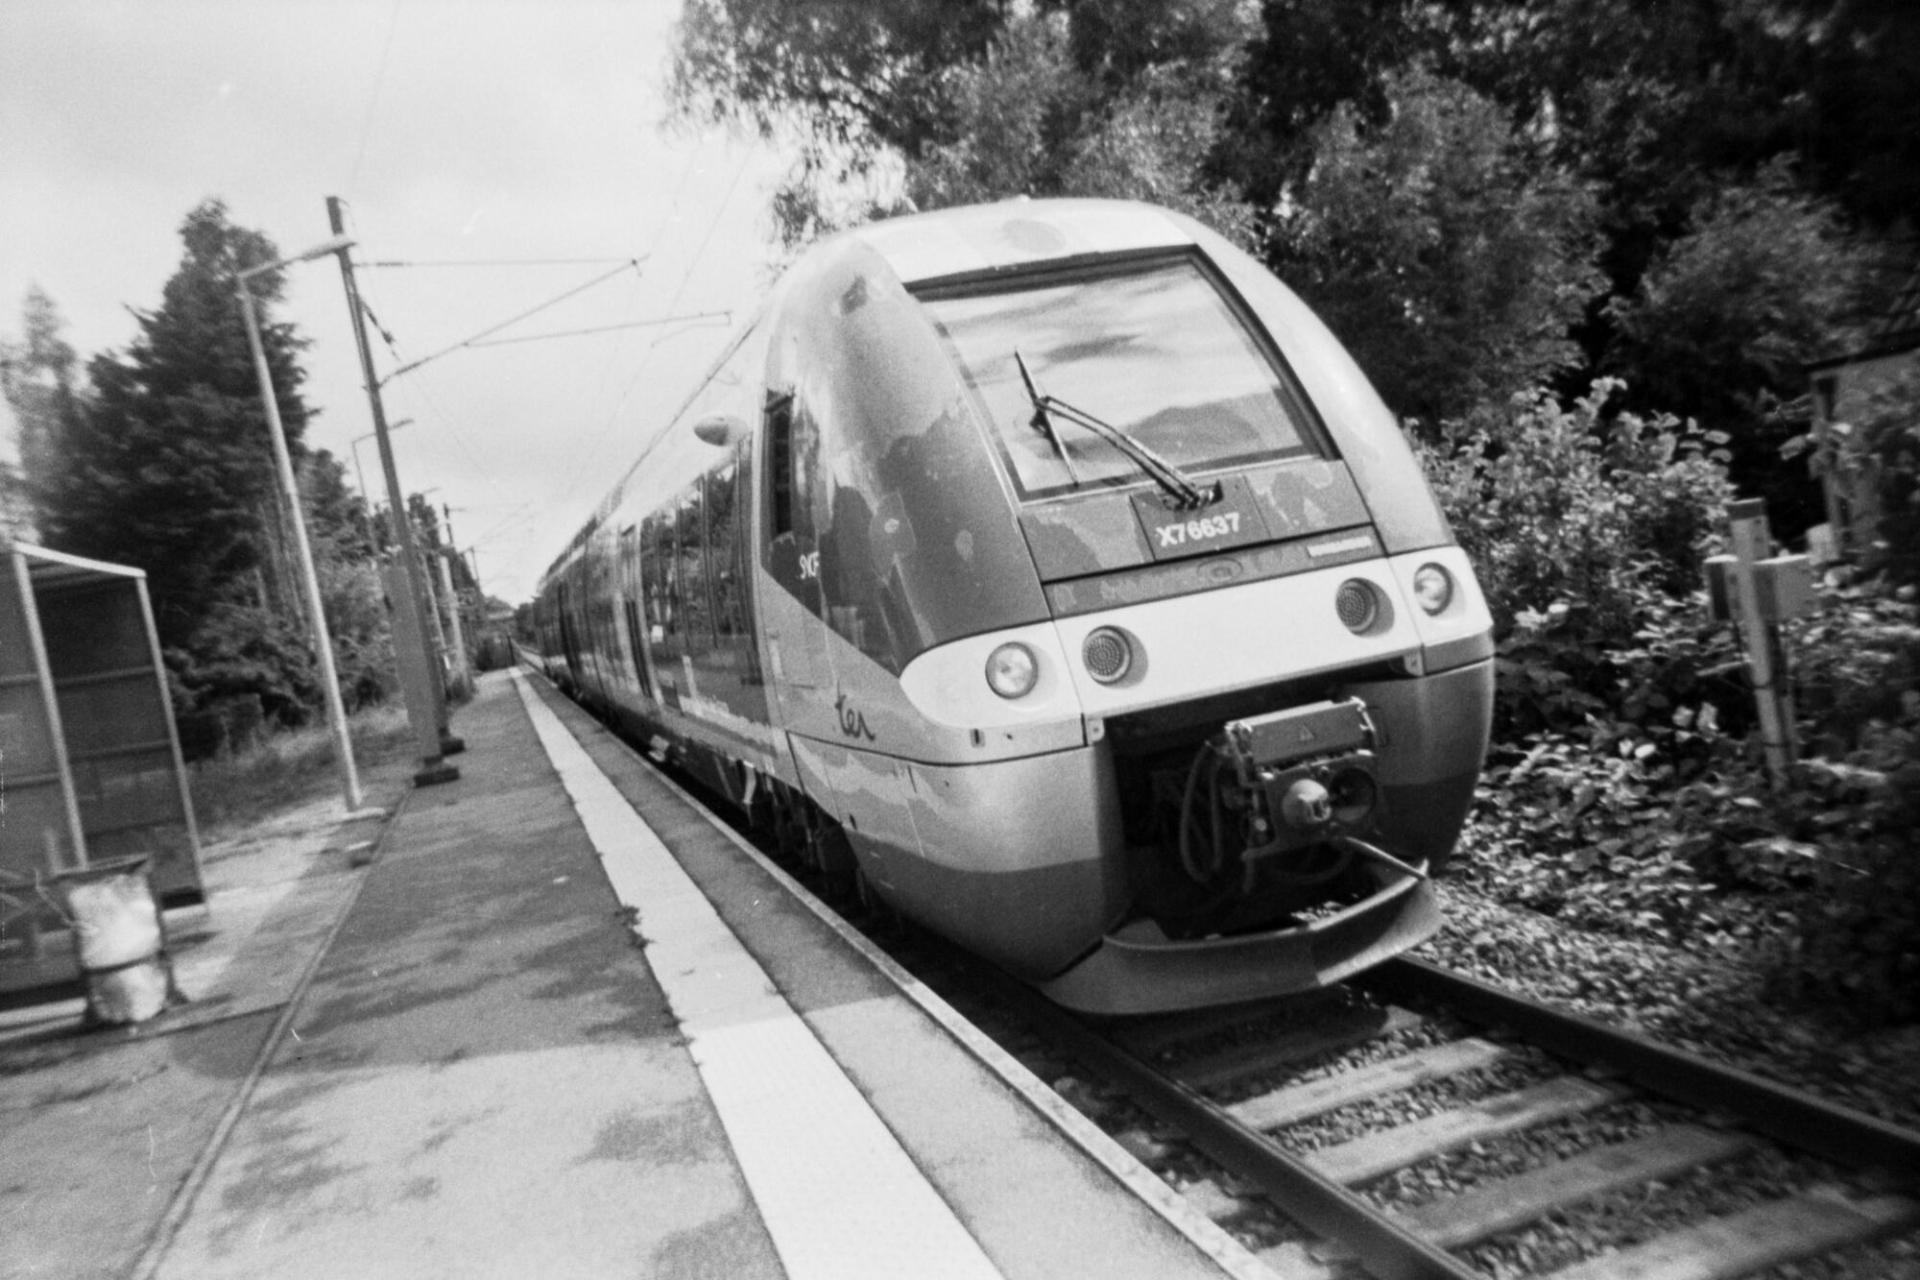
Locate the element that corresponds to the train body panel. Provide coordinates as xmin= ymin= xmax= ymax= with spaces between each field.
xmin=534 ymin=198 xmax=1497 ymax=1013
xmin=786 ymin=735 xmax=1128 ymax=977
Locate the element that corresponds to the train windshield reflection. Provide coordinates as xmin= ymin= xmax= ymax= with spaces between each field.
xmin=922 ymin=257 xmax=1318 ymax=500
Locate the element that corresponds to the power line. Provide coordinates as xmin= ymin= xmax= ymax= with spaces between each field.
xmin=360 ymin=257 xmax=640 ymax=269
xmin=344 ymin=0 xmax=404 ymax=194
xmin=465 ymin=310 xmax=730 ymax=350
xmin=379 ymin=259 xmax=644 ymax=384
xmin=550 ymin=146 xmax=757 ymax=507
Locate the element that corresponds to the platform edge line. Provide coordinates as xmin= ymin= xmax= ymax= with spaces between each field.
xmin=512 ymin=671 xmax=1283 ymax=1280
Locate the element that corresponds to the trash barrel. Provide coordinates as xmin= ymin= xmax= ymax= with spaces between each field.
xmin=56 ymin=857 xmax=178 ymax=1025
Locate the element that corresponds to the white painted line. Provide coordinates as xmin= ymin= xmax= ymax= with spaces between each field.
xmin=601 ymin=698 xmax=1286 ymax=1280
xmin=511 ymin=673 xmax=1004 ymax=1280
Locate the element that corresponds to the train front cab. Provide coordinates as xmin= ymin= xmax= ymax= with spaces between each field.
xmin=762 ymin=201 xmax=1494 ymax=1016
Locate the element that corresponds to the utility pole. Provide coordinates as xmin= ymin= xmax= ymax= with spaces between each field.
xmin=440 ymin=504 xmax=473 ymax=692
xmin=325 ymin=196 xmax=459 ymax=786
xmin=237 ymin=264 xmax=362 ymax=812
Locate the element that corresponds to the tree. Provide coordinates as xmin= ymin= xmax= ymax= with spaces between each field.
xmin=1607 ymin=164 xmax=1889 ymax=531
xmin=0 ymin=285 xmax=84 ymax=540
xmin=902 ymin=6 xmax=1255 ymax=246
xmin=672 ymin=0 xmax=1256 ymax=249
xmin=1269 ymin=67 xmax=1604 ymax=428
xmin=300 ymin=447 xmax=373 ymax=563
xmin=36 ymin=199 xmax=322 ymax=723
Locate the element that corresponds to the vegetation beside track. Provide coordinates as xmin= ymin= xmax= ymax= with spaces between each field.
xmin=188 ymin=704 xmax=416 ymax=843
xmin=1420 ymin=382 xmax=1920 ymax=1026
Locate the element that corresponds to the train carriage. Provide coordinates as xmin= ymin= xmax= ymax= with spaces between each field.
xmin=534 ymin=198 xmax=1494 ymax=1014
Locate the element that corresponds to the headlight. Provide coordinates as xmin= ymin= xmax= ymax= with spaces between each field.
xmin=985 ymin=641 xmax=1039 ymax=699
xmin=1412 ymin=563 xmax=1454 ymax=615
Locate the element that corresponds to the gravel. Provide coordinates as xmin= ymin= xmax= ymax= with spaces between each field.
xmin=1416 ymin=880 xmax=1920 ymax=1130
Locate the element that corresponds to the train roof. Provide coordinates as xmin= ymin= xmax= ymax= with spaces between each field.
xmin=847 ymin=199 xmax=1195 ymax=288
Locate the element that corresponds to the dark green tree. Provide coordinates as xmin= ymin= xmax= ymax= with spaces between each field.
xmin=1270 ymin=67 xmax=1604 ymax=428
xmin=1607 ymin=164 xmax=1890 ymax=528
xmin=672 ymin=0 xmax=1256 ymax=247
xmin=36 ymin=199 xmax=322 ymax=724
xmin=300 ymin=447 xmax=373 ymax=563
xmin=901 ymin=4 xmax=1255 ymax=246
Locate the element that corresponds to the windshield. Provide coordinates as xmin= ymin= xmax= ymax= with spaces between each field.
xmin=921 ymin=257 xmax=1319 ymax=500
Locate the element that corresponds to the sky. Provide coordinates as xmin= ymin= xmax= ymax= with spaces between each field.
xmin=0 ymin=0 xmax=794 ymax=603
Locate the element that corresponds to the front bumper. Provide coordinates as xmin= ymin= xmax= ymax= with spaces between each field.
xmin=1034 ymin=855 xmax=1441 ymax=1016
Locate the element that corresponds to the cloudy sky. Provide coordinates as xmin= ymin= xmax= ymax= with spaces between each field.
xmin=1 ymin=0 xmax=793 ymax=602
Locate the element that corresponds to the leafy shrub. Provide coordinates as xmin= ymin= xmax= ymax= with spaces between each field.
xmin=166 ymin=602 xmax=318 ymax=743
xmin=1852 ymin=369 xmax=1920 ymax=591
xmin=1760 ymin=588 xmax=1920 ymax=1024
xmin=1420 ymin=379 xmax=1737 ymax=736
xmin=1420 ymin=378 xmax=1920 ymax=1022
xmin=318 ymin=557 xmax=398 ymax=712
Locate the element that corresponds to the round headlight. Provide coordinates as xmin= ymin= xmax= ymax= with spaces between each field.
xmin=1412 ymin=563 xmax=1454 ymax=615
xmin=985 ymin=641 xmax=1039 ymax=699
xmin=1081 ymin=626 xmax=1133 ymax=684
xmin=1335 ymin=579 xmax=1380 ymax=634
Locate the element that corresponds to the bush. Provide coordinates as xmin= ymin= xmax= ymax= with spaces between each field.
xmin=1423 ymin=379 xmax=1920 ymax=1022
xmin=1759 ymin=586 xmax=1920 ymax=1023
xmin=1852 ymin=369 xmax=1920 ymax=591
xmin=1420 ymin=379 xmax=1737 ymax=736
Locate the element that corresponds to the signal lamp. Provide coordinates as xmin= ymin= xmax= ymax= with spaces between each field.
xmin=986 ymin=642 xmax=1039 ymax=699
xmin=1412 ymin=563 xmax=1454 ymax=615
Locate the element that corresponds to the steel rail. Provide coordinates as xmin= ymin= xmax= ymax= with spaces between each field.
xmin=992 ymin=977 xmax=1482 ymax=1280
xmin=1365 ymin=956 xmax=1920 ymax=1180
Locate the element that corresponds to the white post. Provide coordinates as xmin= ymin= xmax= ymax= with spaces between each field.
xmin=237 ymin=283 xmax=363 ymax=811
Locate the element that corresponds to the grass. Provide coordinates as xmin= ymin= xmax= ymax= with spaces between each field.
xmin=189 ymin=704 xmax=419 ymax=843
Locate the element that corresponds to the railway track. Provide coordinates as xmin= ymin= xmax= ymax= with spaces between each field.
xmin=920 ymin=944 xmax=1920 ymax=1280
xmin=555 ymin=681 xmax=1918 ymax=1280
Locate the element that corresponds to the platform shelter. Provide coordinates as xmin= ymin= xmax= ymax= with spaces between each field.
xmin=1 ymin=543 xmax=202 ymax=988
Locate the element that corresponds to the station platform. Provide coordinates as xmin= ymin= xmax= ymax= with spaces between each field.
xmin=3 ymin=670 xmax=1281 ymax=1279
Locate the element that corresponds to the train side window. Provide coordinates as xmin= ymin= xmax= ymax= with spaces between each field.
xmin=678 ymin=483 xmax=713 ymax=649
xmin=707 ymin=459 xmax=744 ymax=638
xmin=767 ymin=391 xmax=795 ymax=537
xmin=641 ymin=514 xmax=674 ymax=651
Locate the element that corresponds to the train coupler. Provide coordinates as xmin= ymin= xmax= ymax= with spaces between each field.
xmin=1220 ymin=699 xmax=1383 ymax=863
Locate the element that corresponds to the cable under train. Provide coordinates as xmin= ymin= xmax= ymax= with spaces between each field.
xmin=531 ymin=198 xmax=1494 ymax=1015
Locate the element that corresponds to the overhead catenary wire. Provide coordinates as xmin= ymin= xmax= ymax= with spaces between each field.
xmin=360 ymin=257 xmax=640 ymax=269
xmin=465 ymin=310 xmax=730 ymax=350
xmin=343 ymin=0 xmax=405 ymax=196
xmin=546 ymin=144 xmax=758 ymax=512
xmin=378 ymin=258 xmax=645 ymax=384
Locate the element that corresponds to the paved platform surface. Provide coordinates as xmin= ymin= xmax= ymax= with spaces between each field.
xmin=3 ymin=671 xmax=1277 ymax=1279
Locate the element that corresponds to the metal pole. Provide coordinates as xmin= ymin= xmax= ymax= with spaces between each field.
xmin=237 ymin=283 xmax=364 ymax=811
xmin=351 ymin=420 xmax=410 ymax=554
xmin=349 ymin=434 xmax=379 ymax=552
xmin=437 ymin=549 xmax=472 ymax=691
xmin=11 ymin=546 xmax=87 ymax=869
xmin=324 ymin=197 xmax=458 ymax=784
xmin=440 ymin=504 xmax=474 ymax=689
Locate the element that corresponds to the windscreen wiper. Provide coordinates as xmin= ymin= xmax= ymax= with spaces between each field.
xmin=1014 ymin=349 xmax=1220 ymax=509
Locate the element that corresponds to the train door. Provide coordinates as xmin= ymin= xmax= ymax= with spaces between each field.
xmin=687 ymin=450 xmax=770 ymax=724
xmin=760 ymin=383 xmax=832 ymax=722
xmin=556 ymin=577 xmax=583 ymax=687
xmin=617 ymin=524 xmax=655 ymax=701
xmin=641 ymin=512 xmax=683 ymax=712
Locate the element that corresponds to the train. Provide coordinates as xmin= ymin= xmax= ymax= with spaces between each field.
xmin=531 ymin=198 xmax=1494 ymax=1015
